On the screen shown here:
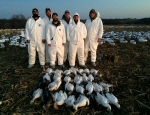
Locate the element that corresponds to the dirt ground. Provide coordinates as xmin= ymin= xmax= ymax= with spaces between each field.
xmin=0 ymin=27 xmax=150 ymax=115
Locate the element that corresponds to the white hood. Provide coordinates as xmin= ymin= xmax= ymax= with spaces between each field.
xmin=97 ymin=12 xmax=100 ymax=18
xmin=73 ymin=13 xmax=80 ymax=25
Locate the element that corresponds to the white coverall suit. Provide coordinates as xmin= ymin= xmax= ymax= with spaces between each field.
xmin=84 ymin=12 xmax=103 ymax=63
xmin=61 ymin=17 xmax=73 ymax=62
xmin=25 ymin=17 xmax=45 ymax=65
xmin=43 ymin=16 xmax=53 ymax=63
xmin=67 ymin=13 xmax=87 ymax=67
xmin=46 ymin=22 xmax=66 ymax=66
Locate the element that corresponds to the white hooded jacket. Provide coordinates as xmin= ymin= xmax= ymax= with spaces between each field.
xmin=25 ymin=17 xmax=45 ymax=51
xmin=25 ymin=17 xmax=45 ymax=41
xmin=61 ymin=16 xmax=73 ymax=32
xmin=67 ymin=13 xmax=87 ymax=45
xmin=46 ymin=21 xmax=66 ymax=47
xmin=43 ymin=16 xmax=53 ymax=38
xmin=85 ymin=12 xmax=103 ymax=42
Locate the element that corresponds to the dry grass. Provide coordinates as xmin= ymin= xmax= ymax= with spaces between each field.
xmin=0 ymin=27 xmax=150 ymax=115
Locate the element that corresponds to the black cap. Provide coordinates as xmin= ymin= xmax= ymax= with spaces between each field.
xmin=45 ymin=8 xmax=51 ymax=12
xmin=32 ymin=8 xmax=38 ymax=12
xmin=90 ymin=9 xmax=96 ymax=13
xmin=52 ymin=12 xmax=58 ymax=17
xmin=65 ymin=10 xmax=70 ymax=14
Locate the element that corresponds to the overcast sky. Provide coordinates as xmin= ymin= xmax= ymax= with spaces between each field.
xmin=0 ymin=0 xmax=150 ymax=19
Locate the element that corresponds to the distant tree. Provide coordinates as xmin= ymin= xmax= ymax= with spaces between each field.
xmin=10 ymin=14 xmax=26 ymax=29
xmin=11 ymin=14 xmax=26 ymax=20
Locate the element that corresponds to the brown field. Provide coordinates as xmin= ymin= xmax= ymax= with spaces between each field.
xmin=0 ymin=26 xmax=150 ymax=115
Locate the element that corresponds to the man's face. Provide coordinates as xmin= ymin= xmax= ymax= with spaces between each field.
xmin=65 ymin=13 xmax=70 ymax=19
xmin=32 ymin=10 xmax=39 ymax=16
xmin=90 ymin=12 xmax=95 ymax=19
xmin=73 ymin=15 xmax=78 ymax=22
xmin=46 ymin=10 xmax=51 ymax=17
xmin=52 ymin=15 xmax=58 ymax=22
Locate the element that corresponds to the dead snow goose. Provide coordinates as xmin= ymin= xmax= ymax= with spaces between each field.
xmin=83 ymin=68 xmax=90 ymax=75
xmin=77 ymin=69 xmax=83 ymax=75
xmin=30 ymin=88 xmax=43 ymax=104
xmin=99 ymin=82 xmax=113 ymax=92
xmin=69 ymin=67 xmax=77 ymax=75
xmin=65 ymin=95 xmax=76 ymax=107
xmin=48 ymin=79 xmax=62 ymax=91
xmin=95 ymin=92 xmax=111 ymax=111
xmin=88 ymin=74 xmax=94 ymax=82
xmin=86 ymin=82 xmax=93 ymax=95
xmin=63 ymin=69 xmax=71 ymax=75
xmin=82 ymin=73 xmax=88 ymax=83
xmin=46 ymin=68 xmax=53 ymax=75
xmin=105 ymin=92 xmax=120 ymax=108
xmin=53 ymin=90 xmax=67 ymax=109
xmin=43 ymin=73 xmax=51 ymax=83
xmin=73 ymin=95 xmax=89 ymax=111
xmin=65 ymin=82 xmax=74 ymax=93
xmin=93 ymin=82 xmax=103 ymax=92
xmin=74 ymin=75 xmax=83 ymax=84
xmin=76 ymin=84 xmax=84 ymax=94
xmin=63 ymin=76 xmax=72 ymax=83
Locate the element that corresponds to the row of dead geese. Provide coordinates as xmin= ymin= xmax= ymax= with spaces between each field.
xmin=30 ymin=67 xmax=120 ymax=111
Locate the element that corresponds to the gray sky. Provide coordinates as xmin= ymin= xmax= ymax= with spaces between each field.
xmin=0 ymin=0 xmax=150 ymax=19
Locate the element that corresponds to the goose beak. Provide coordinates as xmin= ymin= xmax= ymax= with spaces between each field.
xmin=54 ymin=103 xmax=59 ymax=110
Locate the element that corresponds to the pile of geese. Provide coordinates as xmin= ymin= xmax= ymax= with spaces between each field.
xmin=30 ymin=67 xmax=120 ymax=111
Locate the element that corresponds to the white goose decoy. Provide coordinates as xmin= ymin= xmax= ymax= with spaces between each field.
xmin=74 ymin=75 xmax=83 ymax=84
xmin=63 ymin=69 xmax=71 ymax=75
xmin=130 ymin=40 xmax=136 ymax=44
xmin=73 ymin=95 xmax=89 ymax=111
xmin=83 ymin=69 xmax=90 ymax=75
xmin=88 ymin=74 xmax=94 ymax=82
xmin=78 ymin=69 xmax=83 ymax=75
xmin=138 ymin=37 xmax=147 ymax=42
xmin=76 ymin=84 xmax=84 ymax=94
xmin=20 ymin=30 xmax=25 ymax=37
xmin=63 ymin=76 xmax=72 ymax=83
xmin=86 ymin=82 xmax=93 ymax=95
xmin=65 ymin=82 xmax=74 ymax=93
xmin=53 ymin=90 xmax=67 ymax=109
xmin=105 ymin=93 xmax=120 ymax=108
xmin=96 ymin=92 xmax=111 ymax=111
xmin=30 ymin=88 xmax=43 ymax=104
xmin=48 ymin=80 xmax=62 ymax=91
xmin=82 ymin=73 xmax=88 ymax=83
xmin=65 ymin=95 xmax=76 ymax=107
xmin=69 ymin=67 xmax=77 ymax=75
xmin=120 ymin=38 xmax=128 ymax=43
xmin=43 ymin=73 xmax=51 ymax=82
xmin=93 ymin=82 xmax=103 ymax=92
xmin=46 ymin=68 xmax=53 ymax=75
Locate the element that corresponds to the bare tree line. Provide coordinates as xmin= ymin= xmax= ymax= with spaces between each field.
xmin=0 ymin=14 xmax=150 ymax=29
